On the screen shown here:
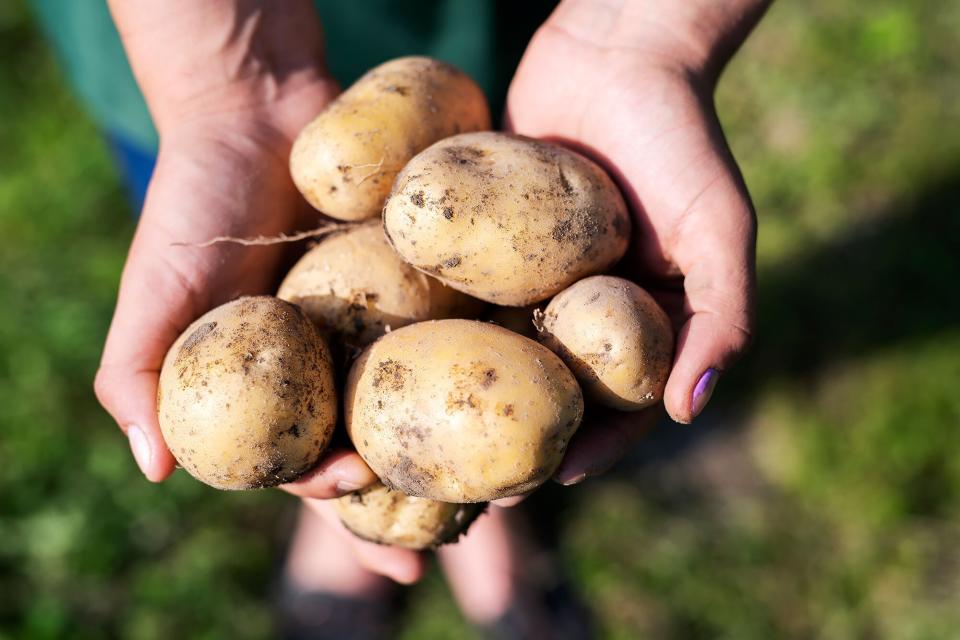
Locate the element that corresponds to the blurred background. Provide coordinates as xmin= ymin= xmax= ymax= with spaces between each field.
xmin=1 ymin=1 xmax=958 ymax=638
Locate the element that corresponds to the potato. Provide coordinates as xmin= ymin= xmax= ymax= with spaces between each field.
xmin=382 ymin=132 xmax=631 ymax=305
xmin=334 ymin=482 xmax=485 ymax=550
xmin=345 ymin=319 xmax=583 ymax=502
xmin=290 ymin=56 xmax=491 ymax=221
xmin=158 ymin=297 xmax=337 ymax=490
xmin=277 ymin=223 xmax=481 ymax=349
xmin=536 ymin=276 xmax=674 ymax=411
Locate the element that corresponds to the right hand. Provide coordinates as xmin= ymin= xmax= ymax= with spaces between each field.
xmin=92 ymin=79 xmax=344 ymax=472
xmin=97 ymin=0 xmax=427 ymax=583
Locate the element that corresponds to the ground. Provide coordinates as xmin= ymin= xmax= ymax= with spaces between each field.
xmin=0 ymin=1 xmax=958 ymax=638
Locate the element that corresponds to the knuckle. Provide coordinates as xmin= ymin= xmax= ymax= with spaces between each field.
xmin=728 ymin=322 xmax=754 ymax=357
xmin=93 ymin=367 xmax=115 ymax=410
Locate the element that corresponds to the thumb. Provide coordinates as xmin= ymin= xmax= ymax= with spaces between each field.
xmin=94 ymin=135 xmax=299 ymax=482
xmin=304 ymin=498 xmax=427 ymax=585
xmin=94 ymin=244 xmax=192 ymax=481
xmin=662 ymin=160 xmax=756 ymax=424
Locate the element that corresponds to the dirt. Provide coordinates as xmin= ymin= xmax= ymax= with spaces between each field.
xmin=382 ymin=454 xmax=437 ymax=497
xmin=372 ymin=358 xmax=412 ymax=391
xmin=180 ymin=321 xmax=217 ymax=356
xmin=443 ymin=144 xmax=488 ymax=168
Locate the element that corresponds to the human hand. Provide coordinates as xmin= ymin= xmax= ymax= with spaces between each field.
xmin=292 ymin=497 xmax=428 ymax=585
xmin=95 ymin=2 xmax=376 ymax=496
xmin=506 ymin=0 xmax=768 ymax=484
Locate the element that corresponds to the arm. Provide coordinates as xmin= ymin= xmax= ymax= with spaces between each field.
xmin=108 ymin=0 xmax=332 ymax=134
xmin=540 ymin=0 xmax=770 ymax=83
xmin=506 ymin=0 xmax=769 ymax=482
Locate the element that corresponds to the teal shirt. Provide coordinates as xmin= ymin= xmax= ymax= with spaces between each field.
xmin=29 ymin=0 xmax=555 ymax=151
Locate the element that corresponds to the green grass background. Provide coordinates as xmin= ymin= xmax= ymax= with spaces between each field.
xmin=1 ymin=1 xmax=959 ymax=638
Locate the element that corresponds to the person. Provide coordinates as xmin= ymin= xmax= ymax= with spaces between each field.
xmin=37 ymin=0 xmax=765 ymax=636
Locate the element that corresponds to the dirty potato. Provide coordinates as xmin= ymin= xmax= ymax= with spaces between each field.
xmin=290 ymin=57 xmax=491 ymax=221
xmin=382 ymin=132 xmax=631 ymax=305
xmin=537 ymin=276 xmax=674 ymax=411
xmin=345 ymin=319 xmax=584 ymax=502
xmin=334 ymin=482 xmax=485 ymax=550
xmin=158 ymin=297 xmax=337 ymax=490
xmin=277 ymin=223 xmax=481 ymax=348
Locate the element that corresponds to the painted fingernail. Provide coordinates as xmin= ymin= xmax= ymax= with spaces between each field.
xmin=691 ymin=368 xmax=719 ymax=419
xmin=127 ymin=425 xmax=153 ymax=477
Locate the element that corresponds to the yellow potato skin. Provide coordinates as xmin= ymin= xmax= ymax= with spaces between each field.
xmin=345 ymin=319 xmax=584 ymax=502
xmin=158 ymin=297 xmax=337 ymax=490
xmin=290 ymin=57 xmax=491 ymax=221
xmin=277 ymin=223 xmax=481 ymax=348
xmin=334 ymin=482 xmax=485 ymax=550
xmin=383 ymin=132 xmax=631 ymax=305
xmin=538 ymin=276 xmax=674 ymax=411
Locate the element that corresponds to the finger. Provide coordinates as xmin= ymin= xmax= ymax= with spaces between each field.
xmin=280 ymin=449 xmax=378 ymax=500
xmin=346 ymin=532 xmax=427 ymax=585
xmin=491 ymin=491 xmax=533 ymax=508
xmin=94 ymin=246 xmax=197 ymax=482
xmin=95 ymin=142 xmax=300 ymax=481
xmin=553 ymin=405 xmax=660 ymax=485
xmin=664 ymin=166 xmax=756 ymax=424
xmin=304 ymin=498 xmax=427 ymax=584
xmin=437 ymin=505 xmax=515 ymax=622
xmin=94 ymin=366 xmax=177 ymax=482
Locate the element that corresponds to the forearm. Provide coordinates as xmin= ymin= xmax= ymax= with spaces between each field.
xmin=545 ymin=0 xmax=771 ymax=83
xmin=108 ymin=0 xmax=331 ymax=134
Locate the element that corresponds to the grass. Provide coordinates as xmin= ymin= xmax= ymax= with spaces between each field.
xmin=1 ymin=0 xmax=958 ymax=638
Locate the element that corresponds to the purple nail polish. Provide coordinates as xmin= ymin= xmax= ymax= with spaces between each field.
xmin=691 ymin=368 xmax=719 ymax=419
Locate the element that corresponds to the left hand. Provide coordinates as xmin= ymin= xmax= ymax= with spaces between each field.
xmin=505 ymin=0 xmax=763 ymax=485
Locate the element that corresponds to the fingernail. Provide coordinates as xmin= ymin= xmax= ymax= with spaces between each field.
xmin=335 ymin=480 xmax=364 ymax=496
xmin=333 ymin=461 xmax=378 ymax=496
xmin=691 ymin=368 xmax=720 ymax=419
xmin=554 ymin=470 xmax=587 ymax=486
xmin=127 ymin=425 xmax=153 ymax=477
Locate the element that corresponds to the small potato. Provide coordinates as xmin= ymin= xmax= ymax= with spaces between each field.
xmin=537 ymin=276 xmax=674 ymax=411
xmin=383 ymin=132 xmax=631 ymax=305
xmin=158 ymin=297 xmax=337 ymax=490
xmin=345 ymin=319 xmax=583 ymax=502
xmin=291 ymin=57 xmax=491 ymax=221
xmin=334 ymin=482 xmax=485 ymax=550
xmin=277 ymin=223 xmax=481 ymax=348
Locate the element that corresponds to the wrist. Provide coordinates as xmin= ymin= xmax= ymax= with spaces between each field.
xmin=153 ymin=73 xmax=338 ymax=148
xmin=110 ymin=0 xmax=336 ymax=135
xmin=545 ymin=0 xmax=770 ymax=86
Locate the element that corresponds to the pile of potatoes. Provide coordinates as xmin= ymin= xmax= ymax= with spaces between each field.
xmin=157 ymin=57 xmax=674 ymax=550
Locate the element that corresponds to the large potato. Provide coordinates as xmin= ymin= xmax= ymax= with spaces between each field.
xmin=345 ymin=319 xmax=583 ymax=502
xmin=290 ymin=57 xmax=491 ymax=221
xmin=537 ymin=276 xmax=674 ymax=411
xmin=334 ymin=482 xmax=485 ymax=550
xmin=383 ymin=132 xmax=631 ymax=305
xmin=158 ymin=297 xmax=337 ymax=490
xmin=277 ymin=223 xmax=481 ymax=348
